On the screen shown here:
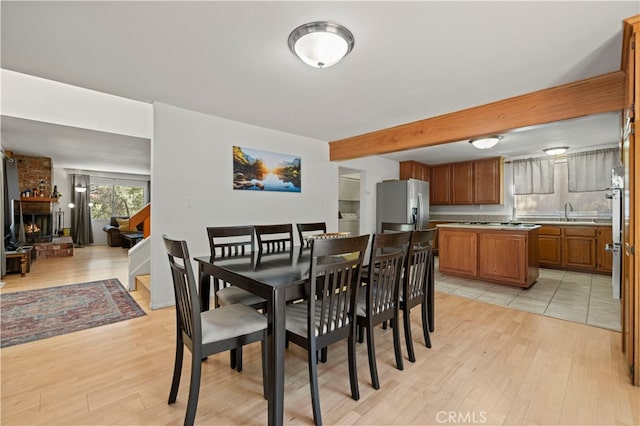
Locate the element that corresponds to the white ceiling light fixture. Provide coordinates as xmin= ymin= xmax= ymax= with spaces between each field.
xmin=288 ymin=21 xmax=354 ymax=68
xmin=74 ymin=184 xmax=87 ymax=193
xmin=543 ymin=146 xmax=569 ymax=155
xmin=469 ymin=135 xmax=503 ymax=150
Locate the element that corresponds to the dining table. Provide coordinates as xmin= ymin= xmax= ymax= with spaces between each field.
xmin=194 ymin=247 xmax=312 ymax=426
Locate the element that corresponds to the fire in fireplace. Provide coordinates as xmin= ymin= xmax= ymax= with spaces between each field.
xmin=25 ymin=223 xmax=41 ymax=234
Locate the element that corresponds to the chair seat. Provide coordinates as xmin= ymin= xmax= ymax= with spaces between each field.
xmin=217 ymin=286 xmax=266 ymax=308
xmin=201 ymin=304 xmax=267 ymax=344
xmin=286 ymin=301 xmax=350 ymax=337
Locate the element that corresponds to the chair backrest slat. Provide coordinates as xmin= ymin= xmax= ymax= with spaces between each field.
xmin=381 ymin=222 xmax=415 ymax=233
xmin=297 ymin=222 xmax=327 ymax=247
xmin=366 ymin=231 xmax=412 ymax=315
xmin=309 ymin=235 xmax=369 ymax=337
xmin=255 ymin=224 xmax=294 ymax=253
xmin=404 ymin=229 xmax=434 ymax=303
xmin=207 ymin=225 xmax=255 ymax=258
xmin=163 ymin=235 xmax=200 ymax=345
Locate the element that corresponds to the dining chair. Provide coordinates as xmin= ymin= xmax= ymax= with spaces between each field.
xmin=206 ymin=225 xmax=267 ymax=371
xmin=356 ymin=230 xmax=411 ymax=390
xmin=381 ymin=222 xmax=415 ymax=232
xmin=400 ymin=229 xmax=433 ymax=363
xmin=419 ymin=227 xmax=437 ymax=333
xmin=163 ymin=235 xmax=268 ymax=426
xmin=285 ymin=234 xmax=370 ymax=426
xmin=296 ymin=222 xmax=327 ymax=248
xmin=255 ymin=223 xmax=294 ymax=253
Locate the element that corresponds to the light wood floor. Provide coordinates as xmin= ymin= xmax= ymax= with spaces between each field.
xmin=2 ymin=246 xmax=639 ymax=425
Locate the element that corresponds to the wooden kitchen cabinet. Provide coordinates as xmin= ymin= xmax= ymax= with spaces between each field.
xmin=451 ymin=162 xmax=474 ymax=205
xmin=474 ymin=157 xmax=504 ymax=204
xmin=439 ymin=225 xmax=539 ymax=288
xmin=596 ymin=226 xmax=613 ymax=272
xmin=438 ymin=228 xmax=477 ymax=277
xmin=399 ymin=161 xmax=429 ymax=182
xmin=429 ymin=157 xmax=503 ymax=205
xmin=478 ymin=231 xmax=530 ymax=286
xmin=562 ymin=227 xmax=597 ymax=270
xmin=430 ymin=164 xmax=451 ymax=205
xmin=538 ymin=225 xmax=562 ymax=267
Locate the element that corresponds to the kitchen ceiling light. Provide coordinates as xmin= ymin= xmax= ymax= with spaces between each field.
xmin=74 ymin=184 xmax=87 ymax=193
xmin=543 ymin=146 xmax=569 ymax=155
xmin=288 ymin=21 xmax=354 ymax=68
xmin=469 ymin=135 xmax=502 ymax=149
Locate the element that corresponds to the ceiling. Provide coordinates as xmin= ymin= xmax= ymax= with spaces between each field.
xmin=1 ymin=1 xmax=637 ymax=173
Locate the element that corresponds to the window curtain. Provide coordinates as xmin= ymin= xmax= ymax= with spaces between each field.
xmin=567 ymin=147 xmax=619 ymax=192
xmin=512 ymin=157 xmax=555 ymax=194
xmin=71 ymin=174 xmax=94 ymax=247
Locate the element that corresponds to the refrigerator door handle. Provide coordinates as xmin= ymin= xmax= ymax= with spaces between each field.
xmin=417 ymin=192 xmax=423 ymax=229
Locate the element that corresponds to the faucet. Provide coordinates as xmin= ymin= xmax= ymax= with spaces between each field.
xmin=564 ymin=202 xmax=574 ymax=221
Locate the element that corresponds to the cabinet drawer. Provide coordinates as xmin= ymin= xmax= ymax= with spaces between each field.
xmin=538 ymin=226 xmax=561 ymax=236
xmin=564 ymin=227 xmax=597 ymax=237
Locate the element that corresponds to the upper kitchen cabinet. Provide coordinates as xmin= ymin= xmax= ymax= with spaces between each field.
xmin=430 ymin=164 xmax=452 ymax=205
xmin=451 ymin=162 xmax=474 ymax=204
xmin=399 ymin=160 xmax=430 ymax=181
xmin=473 ymin=157 xmax=504 ymax=204
xmin=429 ymin=157 xmax=503 ymax=205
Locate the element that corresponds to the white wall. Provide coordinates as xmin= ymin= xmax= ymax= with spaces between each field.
xmin=150 ymin=102 xmax=340 ymax=308
xmin=1 ymin=69 xmax=152 ymax=138
xmin=336 ymin=157 xmax=399 ymax=235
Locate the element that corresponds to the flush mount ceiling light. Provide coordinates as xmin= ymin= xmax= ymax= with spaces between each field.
xmin=74 ymin=184 xmax=87 ymax=193
xmin=543 ymin=146 xmax=569 ymax=155
xmin=469 ymin=135 xmax=503 ymax=149
xmin=288 ymin=21 xmax=354 ymax=68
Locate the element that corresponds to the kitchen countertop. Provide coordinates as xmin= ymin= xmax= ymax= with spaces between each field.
xmin=437 ymin=223 xmax=541 ymax=231
xmin=430 ymin=219 xmax=611 ymax=227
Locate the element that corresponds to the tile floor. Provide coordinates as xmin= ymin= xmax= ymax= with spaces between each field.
xmin=434 ymin=258 xmax=622 ymax=331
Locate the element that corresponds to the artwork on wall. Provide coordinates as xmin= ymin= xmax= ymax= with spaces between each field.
xmin=233 ymin=146 xmax=301 ymax=192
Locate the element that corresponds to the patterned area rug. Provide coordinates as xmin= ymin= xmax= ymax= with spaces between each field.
xmin=0 ymin=278 xmax=146 ymax=348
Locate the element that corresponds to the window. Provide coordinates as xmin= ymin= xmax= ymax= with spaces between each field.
xmin=515 ymin=161 xmax=611 ymax=220
xmin=90 ymin=179 xmax=147 ymax=220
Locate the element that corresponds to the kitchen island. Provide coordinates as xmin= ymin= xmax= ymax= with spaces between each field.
xmin=437 ymin=223 xmax=541 ymax=288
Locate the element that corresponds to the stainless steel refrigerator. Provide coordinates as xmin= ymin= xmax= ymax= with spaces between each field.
xmin=605 ymin=165 xmax=624 ymax=299
xmin=376 ymin=179 xmax=430 ymax=232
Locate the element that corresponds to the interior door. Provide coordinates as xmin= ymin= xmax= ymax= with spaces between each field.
xmin=622 ymin=15 xmax=639 ymax=386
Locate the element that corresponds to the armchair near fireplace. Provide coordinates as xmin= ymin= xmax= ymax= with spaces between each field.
xmin=103 ymin=217 xmax=142 ymax=247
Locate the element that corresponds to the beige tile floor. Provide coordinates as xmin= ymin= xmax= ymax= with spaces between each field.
xmin=434 ymin=258 xmax=622 ymax=331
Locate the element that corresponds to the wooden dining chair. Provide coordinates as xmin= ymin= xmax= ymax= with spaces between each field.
xmin=400 ymin=229 xmax=433 ymax=363
xmin=423 ymin=228 xmax=438 ymax=333
xmin=255 ymin=223 xmax=294 ymax=253
xmin=285 ymin=234 xmax=370 ymax=426
xmin=163 ymin=235 xmax=268 ymax=426
xmin=356 ymin=231 xmax=411 ymax=390
xmin=381 ymin=222 xmax=415 ymax=232
xmin=206 ymin=225 xmax=267 ymax=371
xmin=296 ymin=222 xmax=327 ymax=248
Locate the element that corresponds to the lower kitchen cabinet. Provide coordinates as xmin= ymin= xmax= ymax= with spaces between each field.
xmin=438 ymin=228 xmax=477 ymax=277
xmin=538 ymin=226 xmax=562 ymax=267
xmin=439 ymin=226 xmax=538 ymax=287
xmin=537 ymin=225 xmax=611 ymax=274
xmin=596 ymin=226 xmax=613 ymax=272
xmin=563 ymin=227 xmax=597 ymax=269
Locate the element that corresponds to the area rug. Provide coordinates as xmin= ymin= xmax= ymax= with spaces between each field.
xmin=0 ymin=278 xmax=146 ymax=348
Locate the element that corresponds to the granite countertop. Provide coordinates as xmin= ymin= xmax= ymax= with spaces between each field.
xmin=436 ymin=222 xmax=542 ymax=231
xmin=430 ymin=218 xmax=611 ymax=227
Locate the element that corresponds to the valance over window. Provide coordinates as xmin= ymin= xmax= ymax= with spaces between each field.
xmin=512 ymin=157 xmax=555 ymax=195
xmin=567 ymin=147 xmax=619 ymax=192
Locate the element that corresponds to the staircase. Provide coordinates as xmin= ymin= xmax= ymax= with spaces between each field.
xmin=135 ymin=273 xmax=151 ymax=301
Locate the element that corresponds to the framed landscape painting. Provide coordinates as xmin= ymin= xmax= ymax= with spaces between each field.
xmin=233 ymin=146 xmax=301 ymax=192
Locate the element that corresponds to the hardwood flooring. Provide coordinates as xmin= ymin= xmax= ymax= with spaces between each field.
xmin=2 ymin=246 xmax=639 ymax=425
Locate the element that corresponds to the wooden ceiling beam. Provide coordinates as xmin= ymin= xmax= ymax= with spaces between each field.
xmin=329 ymin=71 xmax=626 ymax=161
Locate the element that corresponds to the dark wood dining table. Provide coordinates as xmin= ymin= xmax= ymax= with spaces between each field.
xmin=194 ymin=248 xmax=312 ymax=426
